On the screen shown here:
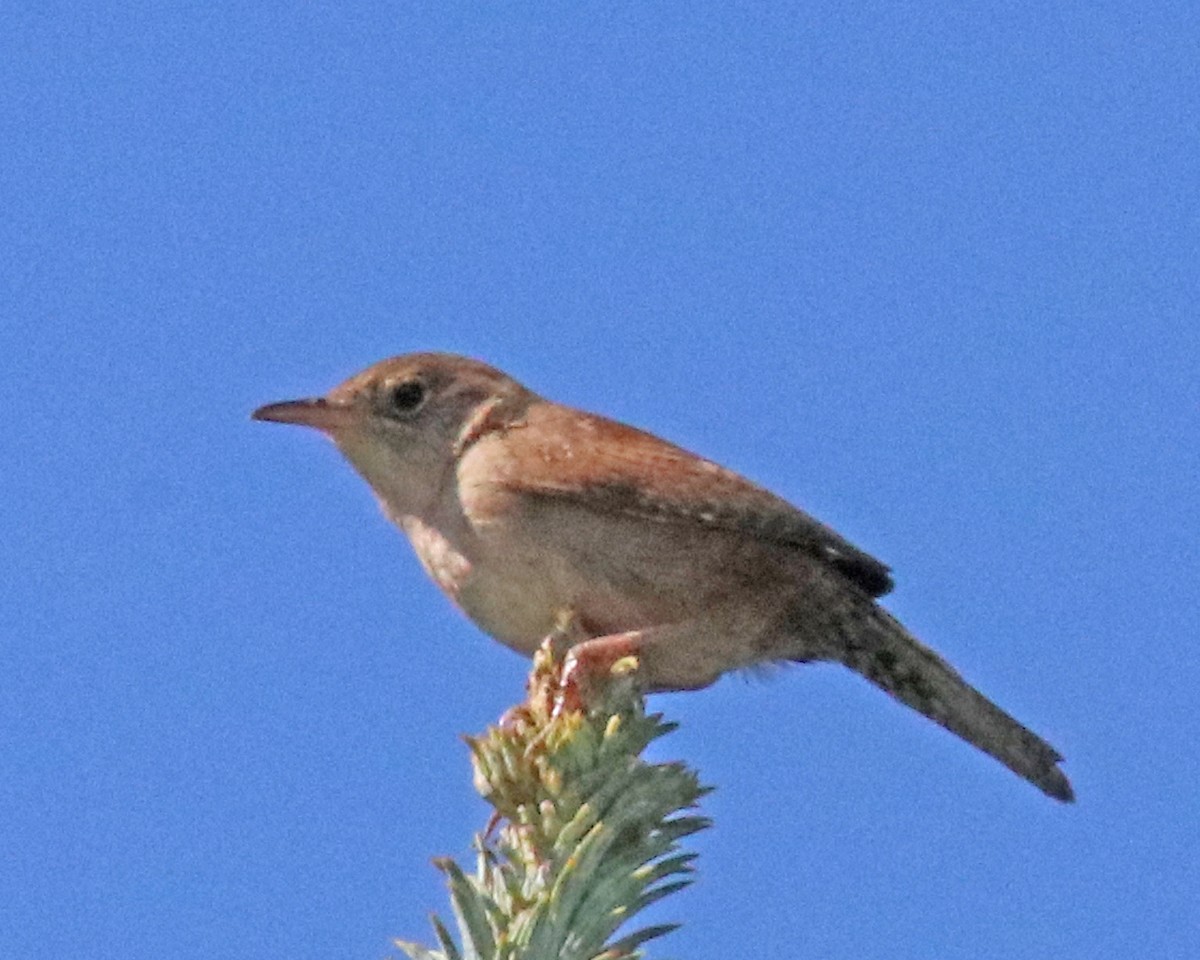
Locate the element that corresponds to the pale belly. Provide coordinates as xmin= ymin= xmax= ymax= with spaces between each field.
xmin=398 ymin=508 xmax=789 ymax=657
xmin=399 ymin=514 xmax=569 ymax=652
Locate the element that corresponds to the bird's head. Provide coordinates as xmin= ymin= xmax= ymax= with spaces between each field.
xmin=253 ymin=352 xmax=534 ymax=517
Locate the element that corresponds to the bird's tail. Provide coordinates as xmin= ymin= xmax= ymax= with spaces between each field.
xmin=838 ymin=606 xmax=1074 ymax=803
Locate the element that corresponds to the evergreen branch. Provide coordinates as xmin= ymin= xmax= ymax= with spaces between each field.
xmin=395 ymin=641 xmax=710 ymax=960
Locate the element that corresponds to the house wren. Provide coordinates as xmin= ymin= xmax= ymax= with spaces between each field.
xmin=252 ymin=352 xmax=1073 ymax=802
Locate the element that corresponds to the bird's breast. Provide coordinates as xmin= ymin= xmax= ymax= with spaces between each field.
xmin=397 ymin=514 xmax=566 ymax=654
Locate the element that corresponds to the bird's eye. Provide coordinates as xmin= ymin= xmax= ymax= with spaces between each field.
xmin=386 ymin=380 xmax=427 ymax=416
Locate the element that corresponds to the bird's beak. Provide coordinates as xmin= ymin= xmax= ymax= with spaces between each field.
xmin=251 ymin=397 xmax=359 ymax=432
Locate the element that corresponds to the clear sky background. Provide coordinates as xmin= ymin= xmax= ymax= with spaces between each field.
xmin=3 ymin=4 xmax=1197 ymax=958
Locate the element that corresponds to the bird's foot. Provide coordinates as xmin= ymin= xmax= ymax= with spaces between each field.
xmin=552 ymin=633 xmax=641 ymax=717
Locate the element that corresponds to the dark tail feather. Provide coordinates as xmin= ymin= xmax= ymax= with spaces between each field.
xmin=840 ymin=608 xmax=1074 ymax=803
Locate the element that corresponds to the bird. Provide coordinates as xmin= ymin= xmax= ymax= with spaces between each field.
xmin=252 ymin=352 xmax=1074 ymax=802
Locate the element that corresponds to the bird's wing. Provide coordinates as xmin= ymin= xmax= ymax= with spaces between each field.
xmin=486 ymin=402 xmax=894 ymax=597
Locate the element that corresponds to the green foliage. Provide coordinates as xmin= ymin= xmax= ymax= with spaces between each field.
xmin=395 ymin=643 xmax=711 ymax=960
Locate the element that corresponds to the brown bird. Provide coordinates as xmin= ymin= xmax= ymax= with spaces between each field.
xmin=253 ymin=352 xmax=1073 ymax=802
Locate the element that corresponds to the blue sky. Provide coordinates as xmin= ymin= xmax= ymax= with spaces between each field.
xmin=3 ymin=4 xmax=1197 ymax=958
